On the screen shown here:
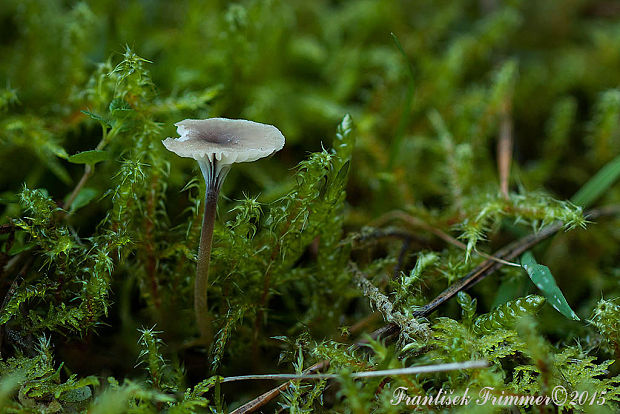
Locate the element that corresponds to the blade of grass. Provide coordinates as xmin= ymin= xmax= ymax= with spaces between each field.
xmin=388 ymin=32 xmax=415 ymax=168
xmin=571 ymin=154 xmax=620 ymax=208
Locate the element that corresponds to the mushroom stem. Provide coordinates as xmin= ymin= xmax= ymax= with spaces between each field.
xmin=195 ymin=158 xmax=229 ymax=342
xmin=195 ymin=186 xmax=217 ymax=341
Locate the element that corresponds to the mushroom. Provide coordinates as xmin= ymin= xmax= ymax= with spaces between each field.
xmin=162 ymin=118 xmax=285 ymax=342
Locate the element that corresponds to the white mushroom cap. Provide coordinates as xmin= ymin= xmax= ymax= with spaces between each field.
xmin=162 ymin=118 xmax=285 ymax=166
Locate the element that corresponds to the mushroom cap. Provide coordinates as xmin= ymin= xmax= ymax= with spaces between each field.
xmin=162 ymin=118 xmax=285 ymax=165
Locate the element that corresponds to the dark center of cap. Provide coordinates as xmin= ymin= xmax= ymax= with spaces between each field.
xmin=196 ymin=130 xmax=240 ymax=145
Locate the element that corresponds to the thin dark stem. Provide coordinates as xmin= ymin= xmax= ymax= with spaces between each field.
xmin=194 ymin=158 xmax=229 ymax=344
xmin=63 ymin=124 xmax=114 ymax=213
xmin=195 ymin=177 xmax=220 ymax=342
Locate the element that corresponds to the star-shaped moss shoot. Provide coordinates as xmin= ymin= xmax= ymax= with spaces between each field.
xmin=163 ymin=118 xmax=285 ymax=342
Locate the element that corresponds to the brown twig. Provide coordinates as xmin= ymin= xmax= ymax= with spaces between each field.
xmin=356 ymin=228 xmax=421 ymax=243
xmin=412 ymin=222 xmax=561 ymax=317
xmin=410 ymin=206 xmax=617 ymax=317
xmin=370 ymin=210 xmax=520 ymax=266
xmin=345 ymin=313 xmax=381 ymax=338
xmin=353 ymin=207 xmax=619 ymax=338
xmin=232 ymin=318 xmax=403 ymax=414
xmin=370 ymin=210 xmax=459 ymax=247
xmin=223 ymin=361 xmax=488 ymax=383
xmin=497 ymin=101 xmax=513 ymax=199
xmin=63 ymin=164 xmax=93 ymax=211
xmin=230 ymin=360 xmax=329 ymax=414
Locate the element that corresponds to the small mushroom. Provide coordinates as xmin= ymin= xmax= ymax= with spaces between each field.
xmin=162 ymin=118 xmax=285 ymax=342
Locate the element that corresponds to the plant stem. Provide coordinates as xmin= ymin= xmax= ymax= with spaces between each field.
xmin=63 ymin=123 xmax=117 ymax=212
xmin=63 ymin=164 xmax=92 ymax=210
xmin=195 ymin=183 xmax=220 ymax=342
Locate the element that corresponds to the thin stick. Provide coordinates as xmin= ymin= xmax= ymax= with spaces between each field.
xmin=497 ymin=101 xmax=513 ymax=199
xmin=475 ymin=248 xmax=521 ymax=267
xmin=370 ymin=210 xmax=520 ymax=266
xmin=231 ymin=320 xmax=407 ymax=414
xmin=230 ymin=361 xmax=329 ymax=414
xmin=371 ymin=211 xmax=459 ymax=247
xmin=411 ymin=206 xmax=617 ymax=317
xmin=63 ymin=164 xmax=92 ymax=210
xmin=222 ymin=360 xmax=488 ymax=383
xmin=411 ymin=222 xmax=562 ymax=317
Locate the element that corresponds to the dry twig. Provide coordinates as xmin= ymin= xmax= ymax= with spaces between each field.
xmin=223 ymin=360 xmax=488 ymax=383
xmin=497 ymin=101 xmax=513 ymax=199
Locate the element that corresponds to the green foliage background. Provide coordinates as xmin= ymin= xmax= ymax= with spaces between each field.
xmin=1 ymin=0 xmax=620 ymax=412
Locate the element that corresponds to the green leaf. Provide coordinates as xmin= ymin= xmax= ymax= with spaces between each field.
xmin=68 ymin=150 xmax=111 ymax=165
xmin=521 ymin=251 xmax=580 ymax=321
xmin=571 ymin=154 xmax=620 ymax=208
xmin=69 ymin=187 xmax=99 ymax=212
xmin=9 ymin=241 xmax=37 ymax=255
xmin=109 ymin=98 xmax=132 ymax=115
xmin=81 ymin=110 xmax=111 ymax=127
